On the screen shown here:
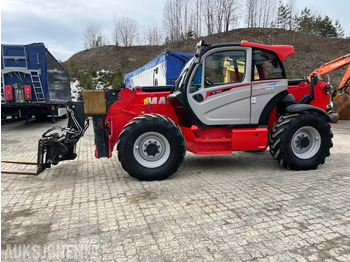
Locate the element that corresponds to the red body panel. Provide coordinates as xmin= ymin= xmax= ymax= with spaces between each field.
xmin=185 ymin=126 xmax=232 ymax=154
xmin=106 ymin=88 xmax=179 ymax=157
xmin=288 ymin=81 xmax=329 ymax=110
xmin=232 ymin=128 xmax=268 ymax=151
xmin=241 ymin=42 xmax=295 ymax=61
xmin=183 ymin=126 xmax=267 ymax=154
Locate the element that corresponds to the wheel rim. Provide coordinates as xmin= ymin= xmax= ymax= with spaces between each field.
xmin=133 ymin=132 xmax=170 ymax=168
xmin=291 ymin=126 xmax=321 ymax=159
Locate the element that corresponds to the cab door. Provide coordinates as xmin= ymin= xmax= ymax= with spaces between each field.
xmin=250 ymin=48 xmax=288 ymax=124
xmin=186 ymin=47 xmax=252 ymax=126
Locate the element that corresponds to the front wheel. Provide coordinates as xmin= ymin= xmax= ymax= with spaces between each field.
xmin=269 ymin=112 xmax=333 ymax=170
xmin=117 ymin=114 xmax=186 ymax=181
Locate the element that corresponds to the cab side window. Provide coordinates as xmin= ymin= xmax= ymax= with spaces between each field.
xmin=189 ymin=64 xmax=202 ymax=93
xmin=204 ymin=51 xmax=246 ymax=87
xmin=252 ymin=49 xmax=285 ymax=80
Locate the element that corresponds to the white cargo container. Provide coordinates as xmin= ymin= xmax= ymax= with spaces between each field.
xmin=124 ymin=51 xmax=193 ymax=88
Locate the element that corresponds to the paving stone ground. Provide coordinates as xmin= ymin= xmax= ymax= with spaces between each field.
xmin=1 ymin=117 xmax=350 ymax=261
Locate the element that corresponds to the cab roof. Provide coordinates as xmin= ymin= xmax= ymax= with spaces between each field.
xmin=241 ymin=41 xmax=295 ymax=61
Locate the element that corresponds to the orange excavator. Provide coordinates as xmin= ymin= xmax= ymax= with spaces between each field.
xmin=309 ymin=54 xmax=350 ymax=120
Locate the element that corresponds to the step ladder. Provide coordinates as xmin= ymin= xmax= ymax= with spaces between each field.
xmin=30 ymin=71 xmax=46 ymax=103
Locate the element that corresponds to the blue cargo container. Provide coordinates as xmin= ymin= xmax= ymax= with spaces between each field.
xmin=1 ymin=43 xmax=71 ymax=122
xmin=124 ymin=51 xmax=193 ymax=88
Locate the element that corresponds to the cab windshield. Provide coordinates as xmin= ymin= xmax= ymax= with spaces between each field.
xmin=174 ymin=57 xmax=194 ymax=92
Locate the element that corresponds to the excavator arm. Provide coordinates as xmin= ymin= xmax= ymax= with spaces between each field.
xmin=339 ymin=64 xmax=350 ymax=89
xmin=308 ymin=54 xmax=350 ymax=89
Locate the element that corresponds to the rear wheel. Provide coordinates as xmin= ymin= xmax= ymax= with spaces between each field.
xmin=117 ymin=114 xmax=186 ymax=181
xmin=269 ymin=112 xmax=333 ymax=170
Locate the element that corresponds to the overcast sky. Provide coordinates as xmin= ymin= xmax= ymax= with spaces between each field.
xmin=1 ymin=0 xmax=349 ymax=62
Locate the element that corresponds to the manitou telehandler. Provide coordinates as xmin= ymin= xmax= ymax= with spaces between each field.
xmin=2 ymin=41 xmax=334 ymax=180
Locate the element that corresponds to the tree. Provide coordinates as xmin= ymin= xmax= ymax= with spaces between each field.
xmin=163 ymin=0 xmax=192 ymax=42
xmin=144 ymin=24 xmax=161 ymax=45
xmin=162 ymin=0 xmax=239 ymax=40
xmin=261 ymin=0 xmax=277 ymax=28
xmin=245 ymin=0 xmax=276 ymax=28
xmin=181 ymin=30 xmax=195 ymax=40
xmin=194 ymin=0 xmax=203 ymax=37
xmin=277 ymin=1 xmax=290 ymax=29
xmin=203 ymin=0 xmax=214 ymax=34
xmin=286 ymin=0 xmax=297 ymax=30
xmin=296 ymin=8 xmax=342 ymax=38
xmin=213 ymin=0 xmax=224 ymax=33
xmin=245 ymin=0 xmax=255 ymax=28
xmin=315 ymin=16 xmax=337 ymax=38
xmin=68 ymin=59 xmax=78 ymax=78
xmin=114 ymin=17 xmax=138 ymax=47
xmin=211 ymin=0 xmax=239 ymax=33
xmin=163 ymin=0 xmax=179 ymax=42
xmin=335 ymin=19 xmax=345 ymax=38
xmin=83 ymin=24 xmax=105 ymax=49
xmin=223 ymin=0 xmax=239 ymax=32
xmin=297 ymin=8 xmax=316 ymax=35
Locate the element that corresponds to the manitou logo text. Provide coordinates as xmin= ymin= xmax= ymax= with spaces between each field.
xmin=144 ymin=97 xmax=168 ymax=104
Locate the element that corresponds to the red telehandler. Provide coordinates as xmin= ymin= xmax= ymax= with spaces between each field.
xmin=2 ymin=41 xmax=335 ymax=180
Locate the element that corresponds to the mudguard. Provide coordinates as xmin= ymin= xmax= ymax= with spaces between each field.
xmin=285 ymin=103 xmax=332 ymax=122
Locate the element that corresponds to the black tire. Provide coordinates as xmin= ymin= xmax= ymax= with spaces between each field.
xmin=117 ymin=114 xmax=186 ymax=181
xmin=269 ymin=112 xmax=333 ymax=170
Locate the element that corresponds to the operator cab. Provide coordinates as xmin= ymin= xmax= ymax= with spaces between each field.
xmin=168 ymin=40 xmax=291 ymax=127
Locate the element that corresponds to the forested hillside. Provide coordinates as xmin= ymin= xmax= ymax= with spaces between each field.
xmin=63 ymin=28 xmax=350 ymax=91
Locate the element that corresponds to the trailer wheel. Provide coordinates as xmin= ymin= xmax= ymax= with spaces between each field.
xmin=117 ymin=114 xmax=186 ymax=181
xmin=269 ymin=112 xmax=333 ymax=170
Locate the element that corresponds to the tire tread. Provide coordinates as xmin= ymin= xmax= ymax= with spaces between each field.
xmin=268 ymin=112 xmax=332 ymax=170
xmin=117 ymin=114 xmax=185 ymax=181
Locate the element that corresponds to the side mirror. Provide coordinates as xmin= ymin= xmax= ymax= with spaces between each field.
xmin=194 ymin=40 xmax=208 ymax=64
xmin=311 ymin=74 xmax=318 ymax=86
xmin=194 ymin=54 xmax=200 ymax=64
xmin=323 ymin=74 xmax=331 ymax=85
xmin=306 ymin=74 xmax=317 ymax=104
xmin=119 ymin=82 xmax=126 ymax=90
